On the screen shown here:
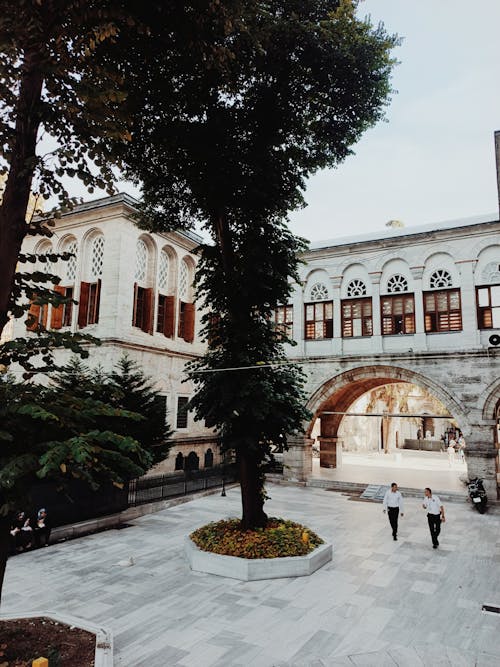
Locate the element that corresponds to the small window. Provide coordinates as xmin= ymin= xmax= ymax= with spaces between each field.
xmin=175 ymin=452 xmax=184 ymax=471
xmin=176 ymin=396 xmax=189 ymax=429
xmin=204 ymin=448 xmax=214 ymax=468
xmin=424 ymin=288 xmax=462 ymax=332
xmin=185 ymin=451 xmax=199 ymax=471
xmin=304 ymin=301 xmax=333 ymax=340
xmin=476 ymin=284 xmax=500 ymax=329
xmin=381 ymin=294 xmax=415 ymax=335
xmin=341 ymin=298 xmax=372 ymax=337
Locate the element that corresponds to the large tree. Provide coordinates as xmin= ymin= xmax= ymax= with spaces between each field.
xmin=122 ymin=0 xmax=398 ymax=527
xmin=0 ymin=0 xmax=133 ymax=334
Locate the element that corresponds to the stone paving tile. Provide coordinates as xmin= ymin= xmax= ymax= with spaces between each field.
xmin=2 ymin=484 xmax=500 ymax=666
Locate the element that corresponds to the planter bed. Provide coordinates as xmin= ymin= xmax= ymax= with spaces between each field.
xmin=185 ymin=535 xmax=332 ymax=581
xmin=0 ymin=611 xmax=113 ymax=667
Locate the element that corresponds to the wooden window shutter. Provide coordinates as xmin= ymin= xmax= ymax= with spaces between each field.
xmin=164 ymin=295 xmax=175 ymax=337
xmin=94 ymin=279 xmax=101 ymax=324
xmin=78 ymin=282 xmax=91 ymax=328
xmin=184 ymin=302 xmax=195 ymax=342
xmin=132 ymin=282 xmax=138 ymax=326
xmin=143 ymin=287 xmax=154 ymax=334
xmin=50 ymin=285 xmax=66 ymax=330
xmin=40 ymin=304 xmax=48 ymax=329
xmin=26 ymin=297 xmax=41 ymax=331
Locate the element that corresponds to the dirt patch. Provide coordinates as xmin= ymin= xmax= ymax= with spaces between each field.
xmin=0 ymin=617 xmax=95 ymax=666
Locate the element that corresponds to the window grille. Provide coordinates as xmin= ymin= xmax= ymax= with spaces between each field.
xmin=386 ymin=274 xmax=408 ymax=293
xmin=309 ymin=282 xmax=329 ymax=301
xmin=429 ymin=269 xmax=452 ymax=289
xmin=64 ymin=240 xmax=78 ymax=283
xmin=481 ymin=261 xmax=500 ymax=284
xmin=346 ymin=279 xmax=367 ymax=297
xmin=179 ymin=260 xmax=189 ymax=300
xmin=134 ymin=239 xmax=148 ymax=283
xmin=90 ymin=236 xmax=104 ymax=279
xmin=158 ymin=251 xmax=169 ymax=291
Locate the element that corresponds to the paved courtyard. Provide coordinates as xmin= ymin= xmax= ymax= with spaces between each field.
xmin=2 ymin=484 xmax=500 ymax=666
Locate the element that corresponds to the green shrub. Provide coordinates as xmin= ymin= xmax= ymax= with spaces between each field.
xmin=190 ymin=517 xmax=323 ymax=559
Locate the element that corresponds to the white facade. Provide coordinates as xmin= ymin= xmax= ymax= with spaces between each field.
xmin=12 ymin=194 xmax=219 ymax=473
xmin=283 ymin=214 xmax=500 ymax=358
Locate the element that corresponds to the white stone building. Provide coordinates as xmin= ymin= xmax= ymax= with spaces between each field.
xmin=279 ymin=213 xmax=500 ymax=498
xmin=11 ymin=193 xmax=220 ymax=474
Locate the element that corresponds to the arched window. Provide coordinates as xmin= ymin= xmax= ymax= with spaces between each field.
xmin=309 ymin=282 xmax=329 ymax=302
xmin=204 ymin=448 xmax=214 ymax=468
xmin=51 ymin=237 xmax=78 ymax=330
xmin=185 ymin=451 xmax=199 ymax=471
xmin=178 ymin=258 xmax=195 ymax=343
xmin=175 ymin=452 xmax=184 ymax=471
xmin=78 ymin=233 xmax=104 ymax=328
xmin=305 ymin=282 xmax=333 ymax=340
xmin=132 ymin=238 xmax=154 ymax=334
xmin=26 ymin=241 xmax=52 ymax=331
xmin=386 ymin=274 xmax=409 ymax=293
xmin=429 ymin=269 xmax=452 ymax=289
xmin=342 ymin=280 xmax=371 ymax=337
xmin=424 ymin=269 xmax=461 ymax=332
xmin=157 ymin=249 xmax=175 ymax=338
xmin=346 ymin=279 xmax=367 ymax=297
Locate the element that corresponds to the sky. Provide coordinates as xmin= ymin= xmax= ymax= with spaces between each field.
xmin=287 ymin=0 xmax=500 ymax=242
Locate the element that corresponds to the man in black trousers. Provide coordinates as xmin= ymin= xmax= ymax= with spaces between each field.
xmin=382 ymin=482 xmax=404 ymax=541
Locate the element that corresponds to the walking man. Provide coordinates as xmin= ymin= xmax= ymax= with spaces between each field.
xmin=383 ymin=482 xmax=404 ymax=541
xmin=422 ymin=487 xmax=445 ymax=548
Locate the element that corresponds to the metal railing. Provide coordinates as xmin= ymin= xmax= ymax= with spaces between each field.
xmin=127 ymin=464 xmax=238 ymax=507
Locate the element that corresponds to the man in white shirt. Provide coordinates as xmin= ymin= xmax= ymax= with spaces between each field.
xmin=422 ymin=487 xmax=445 ymax=549
xmin=382 ymin=482 xmax=404 ymax=541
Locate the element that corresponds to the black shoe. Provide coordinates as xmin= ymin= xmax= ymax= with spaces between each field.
xmin=432 ymin=544 xmax=438 ymax=549
xmin=393 ymin=536 xmax=397 ymax=541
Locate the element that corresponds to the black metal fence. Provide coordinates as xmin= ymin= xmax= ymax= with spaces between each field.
xmin=127 ymin=464 xmax=238 ymax=507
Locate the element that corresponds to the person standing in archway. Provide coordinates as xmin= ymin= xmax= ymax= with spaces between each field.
xmin=382 ymin=482 xmax=404 ymax=541
xmin=422 ymin=487 xmax=445 ymax=549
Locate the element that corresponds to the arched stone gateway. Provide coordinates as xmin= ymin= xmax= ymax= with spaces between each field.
xmin=283 ymin=357 xmax=499 ymax=499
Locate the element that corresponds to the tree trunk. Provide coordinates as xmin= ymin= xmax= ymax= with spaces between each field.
xmin=0 ymin=515 xmax=11 ymax=604
xmin=0 ymin=46 xmax=44 ymax=334
xmin=237 ymin=449 xmax=268 ymax=529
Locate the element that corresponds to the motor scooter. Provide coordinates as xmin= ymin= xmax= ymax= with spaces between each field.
xmin=467 ymin=477 xmax=487 ymax=513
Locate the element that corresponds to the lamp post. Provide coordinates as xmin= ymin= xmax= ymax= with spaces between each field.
xmin=221 ymin=444 xmax=226 ymax=497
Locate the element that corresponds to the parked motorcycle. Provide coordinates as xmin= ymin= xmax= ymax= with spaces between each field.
xmin=467 ymin=477 xmax=487 ymax=514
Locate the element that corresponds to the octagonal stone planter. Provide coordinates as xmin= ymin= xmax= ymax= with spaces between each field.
xmin=185 ymin=535 xmax=332 ymax=581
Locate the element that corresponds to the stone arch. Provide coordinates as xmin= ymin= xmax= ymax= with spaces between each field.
xmin=481 ymin=377 xmax=500 ymax=421
xmin=305 ymin=364 xmax=471 ymax=439
xmin=340 ymin=263 xmax=371 ymax=298
xmin=375 ymin=253 xmax=411 ymax=274
xmin=302 ymin=268 xmax=332 ymax=298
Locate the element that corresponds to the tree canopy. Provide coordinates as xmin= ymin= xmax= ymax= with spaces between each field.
xmin=121 ymin=0 xmax=398 ymax=528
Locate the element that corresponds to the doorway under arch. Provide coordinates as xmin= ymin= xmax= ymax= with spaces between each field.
xmin=305 ymin=365 xmax=469 ymax=492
